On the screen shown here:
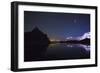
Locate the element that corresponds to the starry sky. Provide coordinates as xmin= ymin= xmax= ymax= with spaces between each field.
xmin=24 ymin=11 xmax=90 ymax=41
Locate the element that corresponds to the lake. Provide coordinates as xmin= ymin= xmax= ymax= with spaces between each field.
xmin=24 ymin=43 xmax=90 ymax=62
xmin=44 ymin=43 xmax=90 ymax=60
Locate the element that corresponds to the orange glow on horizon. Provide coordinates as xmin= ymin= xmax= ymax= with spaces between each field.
xmin=50 ymin=39 xmax=60 ymax=42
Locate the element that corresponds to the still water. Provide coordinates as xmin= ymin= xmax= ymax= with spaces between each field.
xmin=24 ymin=43 xmax=90 ymax=61
xmin=44 ymin=43 xmax=90 ymax=60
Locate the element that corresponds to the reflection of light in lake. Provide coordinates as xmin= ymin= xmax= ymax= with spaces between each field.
xmin=67 ymin=45 xmax=73 ymax=47
xmin=48 ymin=43 xmax=59 ymax=48
xmin=46 ymin=43 xmax=90 ymax=60
xmin=66 ymin=44 xmax=90 ymax=51
xmin=78 ymin=44 xmax=90 ymax=51
xmin=48 ymin=43 xmax=90 ymax=52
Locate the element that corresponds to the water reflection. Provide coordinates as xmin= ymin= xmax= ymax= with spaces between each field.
xmin=24 ymin=43 xmax=90 ymax=62
xmin=78 ymin=44 xmax=90 ymax=51
xmin=45 ymin=43 xmax=90 ymax=60
xmin=65 ymin=44 xmax=90 ymax=51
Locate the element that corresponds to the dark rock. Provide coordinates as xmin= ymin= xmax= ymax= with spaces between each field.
xmin=24 ymin=27 xmax=50 ymax=61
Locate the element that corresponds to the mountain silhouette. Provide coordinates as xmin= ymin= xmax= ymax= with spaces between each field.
xmin=80 ymin=38 xmax=90 ymax=45
xmin=24 ymin=27 xmax=50 ymax=61
xmin=59 ymin=38 xmax=90 ymax=45
xmin=25 ymin=27 xmax=50 ymax=45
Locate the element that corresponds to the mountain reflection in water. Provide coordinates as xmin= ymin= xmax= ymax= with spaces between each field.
xmin=45 ymin=43 xmax=90 ymax=60
xmin=64 ymin=44 xmax=90 ymax=51
xmin=24 ymin=43 xmax=90 ymax=62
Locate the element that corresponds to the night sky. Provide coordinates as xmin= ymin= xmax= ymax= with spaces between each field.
xmin=24 ymin=11 xmax=90 ymax=41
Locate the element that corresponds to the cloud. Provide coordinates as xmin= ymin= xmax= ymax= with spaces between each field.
xmin=78 ymin=32 xmax=90 ymax=40
xmin=66 ymin=32 xmax=90 ymax=40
